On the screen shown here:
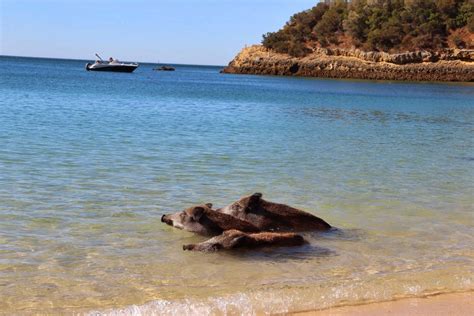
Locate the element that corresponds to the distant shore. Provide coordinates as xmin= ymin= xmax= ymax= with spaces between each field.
xmin=222 ymin=45 xmax=474 ymax=82
xmin=292 ymin=291 xmax=474 ymax=316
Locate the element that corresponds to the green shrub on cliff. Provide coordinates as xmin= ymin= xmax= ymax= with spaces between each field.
xmin=262 ymin=0 xmax=474 ymax=56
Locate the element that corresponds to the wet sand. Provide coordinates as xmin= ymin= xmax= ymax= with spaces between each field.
xmin=292 ymin=291 xmax=474 ymax=316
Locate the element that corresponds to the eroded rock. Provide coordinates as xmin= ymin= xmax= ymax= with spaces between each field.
xmin=222 ymin=45 xmax=474 ymax=82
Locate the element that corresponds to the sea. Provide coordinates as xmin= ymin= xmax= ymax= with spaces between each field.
xmin=0 ymin=56 xmax=473 ymax=315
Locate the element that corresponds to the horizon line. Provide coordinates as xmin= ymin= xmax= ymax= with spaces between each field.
xmin=0 ymin=54 xmax=226 ymax=68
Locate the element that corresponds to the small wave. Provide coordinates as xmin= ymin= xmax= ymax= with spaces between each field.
xmin=87 ymin=293 xmax=259 ymax=316
xmin=87 ymin=272 xmax=474 ymax=316
xmin=89 ymin=288 xmax=474 ymax=316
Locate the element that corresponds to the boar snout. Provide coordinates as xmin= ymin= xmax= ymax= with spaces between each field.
xmin=161 ymin=214 xmax=172 ymax=225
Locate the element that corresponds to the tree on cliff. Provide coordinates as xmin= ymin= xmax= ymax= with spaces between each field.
xmin=262 ymin=0 xmax=474 ymax=56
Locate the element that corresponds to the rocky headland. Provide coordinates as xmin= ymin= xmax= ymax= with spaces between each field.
xmin=222 ymin=45 xmax=474 ymax=82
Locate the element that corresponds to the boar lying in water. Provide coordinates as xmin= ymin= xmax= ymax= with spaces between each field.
xmin=161 ymin=203 xmax=260 ymax=235
xmin=183 ymin=229 xmax=305 ymax=252
xmin=217 ymin=193 xmax=331 ymax=232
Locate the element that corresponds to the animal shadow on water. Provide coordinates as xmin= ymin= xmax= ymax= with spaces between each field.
xmin=220 ymin=240 xmax=336 ymax=262
xmin=318 ymin=227 xmax=367 ymax=242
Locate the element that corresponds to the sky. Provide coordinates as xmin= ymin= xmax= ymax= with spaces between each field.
xmin=0 ymin=0 xmax=318 ymax=65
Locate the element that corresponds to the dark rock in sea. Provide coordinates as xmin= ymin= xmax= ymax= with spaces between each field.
xmin=154 ymin=65 xmax=176 ymax=71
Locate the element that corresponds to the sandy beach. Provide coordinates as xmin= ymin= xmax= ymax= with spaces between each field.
xmin=292 ymin=291 xmax=474 ymax=316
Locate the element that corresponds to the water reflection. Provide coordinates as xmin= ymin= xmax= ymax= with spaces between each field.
xmin=218 ymin=243 xmax=336 ymax=262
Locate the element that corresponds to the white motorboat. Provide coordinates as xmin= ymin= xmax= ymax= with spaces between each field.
xmin=86 ymin=53 xmax=138 ymax=73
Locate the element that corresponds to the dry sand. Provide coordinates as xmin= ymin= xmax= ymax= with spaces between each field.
xmin=291 ymin=291 xmax=474 ymax=316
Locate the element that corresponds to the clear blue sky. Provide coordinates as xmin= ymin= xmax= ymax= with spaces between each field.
xmin=1 ymin=0 xmax=318 ymax=65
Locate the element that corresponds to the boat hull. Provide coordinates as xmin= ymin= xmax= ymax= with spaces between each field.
xmin=85 ymin=63 xmax=138 ymax=73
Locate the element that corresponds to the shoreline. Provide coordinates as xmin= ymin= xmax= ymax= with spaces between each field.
xmin=291 ymin=291 xmax=474 ymax=316
xmin=222 ymin=45 xmax=474 ymax=82
xmin=83 ymin=290 xmax=474 ymax=315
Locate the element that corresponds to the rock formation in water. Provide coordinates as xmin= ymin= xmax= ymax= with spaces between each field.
xmin=222 ymin=45 xmax=474 ymax=82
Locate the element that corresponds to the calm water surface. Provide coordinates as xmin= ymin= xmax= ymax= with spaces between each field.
xmin=0 ymin=56 xmax=473 ymax=314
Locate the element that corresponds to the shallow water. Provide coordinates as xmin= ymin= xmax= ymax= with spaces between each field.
xmin=0 ymin=56 xmax=473 ymax=314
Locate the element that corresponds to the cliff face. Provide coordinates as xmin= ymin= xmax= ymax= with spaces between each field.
xmin=222 ymin=46 xmax=474 ymax=82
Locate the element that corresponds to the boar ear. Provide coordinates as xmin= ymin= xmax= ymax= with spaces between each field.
xmin=205 ymin=203 xmax=213 ymax=209
xmin=249 ymin=192 xmax=262 ymax=204
xmin=192 ymin=206 xmax=205 ymax=221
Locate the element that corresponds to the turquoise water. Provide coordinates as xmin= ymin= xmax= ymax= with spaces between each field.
xmin=0 ymin=56 xmax=473 ymax=314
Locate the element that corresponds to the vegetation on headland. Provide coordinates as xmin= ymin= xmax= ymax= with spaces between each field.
xmin=262 ymin=0 xmax=474 ymax=57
